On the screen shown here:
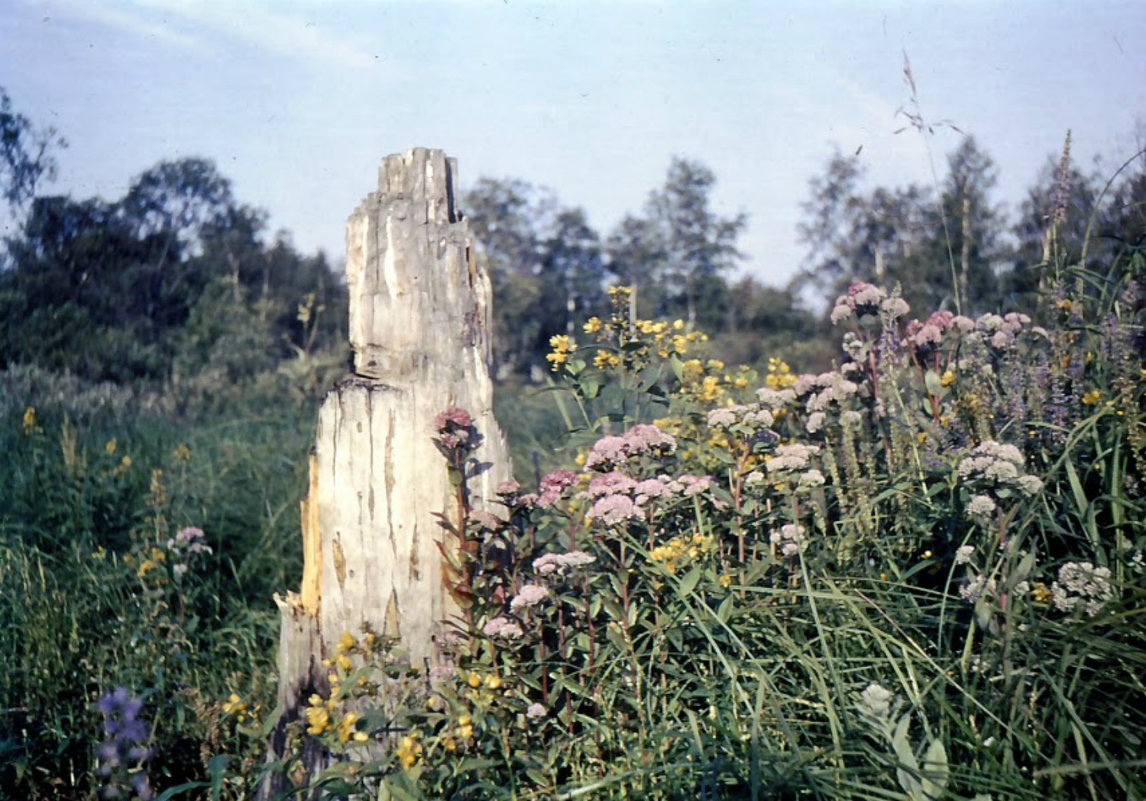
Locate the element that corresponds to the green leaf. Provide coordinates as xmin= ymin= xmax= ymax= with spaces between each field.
xmin=676 ymin=566 xmax=702 ymax=598
xmin=921 ymin=737 xmax=949 ymax=799
xmin=924 ymin=369 xmax=943 ymax=396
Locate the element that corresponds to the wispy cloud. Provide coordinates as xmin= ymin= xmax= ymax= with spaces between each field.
xmin=60 ymin=1 xmax=207 ymax=53
xmin=64 ymin=0 xmax=385 ymax=73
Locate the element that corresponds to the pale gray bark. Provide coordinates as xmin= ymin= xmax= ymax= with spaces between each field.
xmin=263 ymin=148 xmax=511 ymax=795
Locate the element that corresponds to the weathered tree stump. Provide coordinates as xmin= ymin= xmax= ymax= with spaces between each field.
xmin=263 ymin=148 xmax=511 ymax=793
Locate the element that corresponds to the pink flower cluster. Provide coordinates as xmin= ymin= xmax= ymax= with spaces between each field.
xmin=583 ymin=469 xmax=714 ymax=526
xmin=482 ymin=616 xmax=524 ymax=639
xmin=434 ymin=406 xmax=475 ymax=450
xmin=584 ymin=424 xmax=676 ymax=470
xmin=166 ymin=526 xmax=211 ymax=555
xmin=538 ymin=469 xmax=578 ymax=507
xmin=829 ymin=282 xmax=910 ymax=324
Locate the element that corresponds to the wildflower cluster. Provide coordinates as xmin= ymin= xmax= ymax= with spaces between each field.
xmin=576 ymin=286 xmax=707 ymax=373
xmin=164 ymin=526 xmax=212 ymax=583
xmin=648 ymin=531 xmax=715 ymax=573
xmin=95 ymin=687 xmax=153 ymax=800
xmin=829 ymin=281 xmax=910 ymax=324
xmin=1051 ymin=561 xmax=1115 ymax=617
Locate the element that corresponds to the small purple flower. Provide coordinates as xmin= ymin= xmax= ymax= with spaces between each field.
xmin=95 ymin=687 xmax=152 ymax=799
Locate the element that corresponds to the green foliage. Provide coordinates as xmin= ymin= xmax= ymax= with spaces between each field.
xmin=0 ymin=393 xmax=314 ymax=799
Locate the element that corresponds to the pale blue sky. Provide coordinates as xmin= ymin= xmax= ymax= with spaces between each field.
xmin=4 ymin=0 xmax=1144 ymax=286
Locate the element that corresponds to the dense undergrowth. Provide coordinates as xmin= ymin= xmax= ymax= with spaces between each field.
xmin=2 ymin=239 xmax=1144 ymax=799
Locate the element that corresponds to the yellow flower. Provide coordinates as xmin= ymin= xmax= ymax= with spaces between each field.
xmin=940 ymin=370 xmax=956 ymax=387
xmin=172 ymin=443 xmax=192 ymax=461
xmin=305 ymin=705 xmax=330 ymax=736
xmin=484 ymin=674 xmax=502 ymax=690
xmin=337 ymin=654 xmax=353 ymax=671
xmin=105 ymin=438 xmax=117 ymax=455
xmin=353 ymin=731 xmax=369 ymax=743
xmin=336 ymin=711 xmax=360 ymax=744
xmin=137 ymin=559 xmax=156 ymax=578
xmin=22 ymin=406 xmax=35 ymax=434
xmin=700 ymin=375 xmax=724 ymax=402
xmin=707 ymin=359 xmax=725 ymax=371
xmin=396 ymin=734 xmax=422 ymax=768
xmin=546 ymin=334 xmax=576 ymax=370
xmin=222 ymin=693 xmax=247 ymax=716
xmin=1081 ymin=389 xmax=1101 ymax=405
xmin=718 ymin=574 xmax=732 ymax=588
xmin=467 ymin=672 xmax=482 ymax=688
xmin=583 ymin=317 xmax=602 ymax=334
xmin=594 ymin=351 xmax=620 ymax=369
xmin=734 ymin=377 xmax=748 ymax=388
xmin=1032 ymin=582 xmax=1052 ymax=604
xmin=337 ymin=631 xmax=357 ymax=653
xmin=607 ymin=285 xmax=632 ymax=297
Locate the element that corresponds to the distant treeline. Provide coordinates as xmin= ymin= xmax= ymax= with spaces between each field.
xmin=2 ymin=85 xmax=1143 ymax=399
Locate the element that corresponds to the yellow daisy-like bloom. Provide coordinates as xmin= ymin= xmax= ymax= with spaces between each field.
xmin=105 ymin=438 xmax=117 ymax=455
xmin=136 ymin=559 xmax=156 ymax=579
xmin=396 ymin=734 xmax=422 ymax=769
xmin=940 ymin=370 xmax=956 ymax=387
xmin=484 ymin=674 xmax=502 ymax=690
xmin=718 ymin=574 xmax=733 ymax=588
xmin=583 ymin=317 xmax=603 ymax=334
xmin=1031 ymin=583 xmax=1052 ymax=604
xmin=22 ymin=406 xmax=36 ymax=434
xmin=337 ymin=631 xmax=356 ymax=653
xmin=1081 ymin=389 xmax=1101 ymax=405
xmin=546 ymin=334 xmax=576 ymax=370
xmin=467 ymin=672 xmax=482 ymax=689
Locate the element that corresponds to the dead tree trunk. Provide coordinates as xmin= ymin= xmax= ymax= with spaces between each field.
xmin=263 ymin=148 xmax=511 ymax=794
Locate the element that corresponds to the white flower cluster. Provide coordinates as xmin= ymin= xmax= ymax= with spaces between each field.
xmin=770 ymin=523 xmax=805 ymax=558
xmin=957 ymin=440 xmax=1044 ymax=497
xmin=766 ymin=443 xmax=821 ymax=474
xmin=858 ymin=682 xmax=896 ymax=720
xmin=706 ymin=404 xmax=774 ymax=431
xmin=1051 ymin=561 xmax=1114 ymax=617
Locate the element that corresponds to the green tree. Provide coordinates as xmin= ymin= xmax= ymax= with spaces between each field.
xmin=0 ymin=86 xmax=65 ymax=219
xmin=797 ymin=137 xmax=1009 ymax=317
xmin=613 ymin=157 xmax=746 ymax=329
xmin=465 ymin=178 xmax=608 ymax=378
